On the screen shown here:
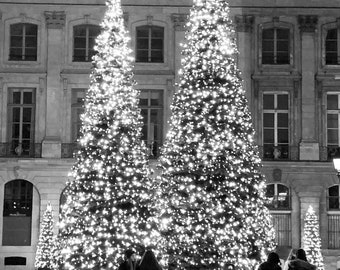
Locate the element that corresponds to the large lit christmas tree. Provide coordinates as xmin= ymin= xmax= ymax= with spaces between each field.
xmin=157 ymin=0 xmax=275 ymax=269
xmin=59 ymin=0 xmax=161 ymax=269
xmin=35 ymin=203 xmax=54 ymax=270
xmin=303 ymin=205 xmax=324 ymax=270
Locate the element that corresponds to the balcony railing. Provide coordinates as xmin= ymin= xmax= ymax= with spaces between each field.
xmin=0 ymin=143 xmax=41 ymax=158
xmin=259 ymin=145 xmax=299 ymax=161
xmin=328 ymin=214 xmax=340 ymax=249
xmin=265 ymin=195 xmax=291 ymax=210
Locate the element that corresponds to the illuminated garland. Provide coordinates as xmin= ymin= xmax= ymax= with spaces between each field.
xmin=157 ymin=0 xmax=275 ymax=269
xmin=58 ymin=0 xmax=163 ymax=269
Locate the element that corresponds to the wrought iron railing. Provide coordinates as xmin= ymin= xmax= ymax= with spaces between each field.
xmin=265 ymin=195 xmax=291 ymax=210
xmin=259 ymin=145 xmax=299 ymax=161
xmin=328 ymin=214 xmax=340 ymax=249
xmin=0 ymin=143 xmax=41 ymax=158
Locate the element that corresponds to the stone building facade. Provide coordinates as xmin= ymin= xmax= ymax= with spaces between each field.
xmin=0 ymin=0 xmax=340 ymax=269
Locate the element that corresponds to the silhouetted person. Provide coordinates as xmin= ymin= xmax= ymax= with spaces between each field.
xmin=119 ymin=249 xmax=137 ymax=270
xmin=258 ymin=252 xmax=281 ymax=270
xmin=137 ymin=250 xmax=162 ymax=270
xmin=288 ymin=248 xmax=316 ymax=270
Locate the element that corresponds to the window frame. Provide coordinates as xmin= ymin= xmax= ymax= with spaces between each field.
xmin=322 ymin=20 xmax=340 ymax=67
xmin=135 ymin=25 xmax=164 ymax=63
xmin=139 ymin=89 xmax=164 ymax=158
xmin=258 ymin=21 xmax=294 ymax=70
xmin=326 ymin=92 xmax=340 ymax=159
xmin=71 ymin=88 xmax=86 ymax=142
xmin=265 ymin=183 xmax=291 ymax=210
xmin=72 ymin=24 xmax=101 ymax=62
xmin=7 ymin=88 xmax=36 ymax=157
xmin=262 ymin=91 xmax=290 ymax=160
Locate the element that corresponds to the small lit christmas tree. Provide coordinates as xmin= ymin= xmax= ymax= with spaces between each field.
xmin=35 ymin=202 xmax=54 ymax=270
xmin=59 ymin=0 xmax=162 ymax=269
xmin=303 ymin=205 xmax=324 ymax=270
xmin=157 ymin=0 xmax=275 ymax=269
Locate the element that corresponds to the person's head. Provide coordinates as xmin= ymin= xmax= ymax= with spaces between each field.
xmin=125 ymin=249 xmax=136 ymax=261
xmin=296 ymin=249 xmax=307 ymax=262
xmin=267 ymin=252 xmax=280 ymax=264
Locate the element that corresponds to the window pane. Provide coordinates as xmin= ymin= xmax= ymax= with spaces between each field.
xmin=3 ymin=217 xmax=31 ymax=246
xmin=328 ymin=129 xmax=339 ymax=145
xmin=12 ymin=108 xmax=20 ymax=122
xmin=278 ymin=184 xmax=289 ymax=195
xmin=277 ymin=40 xmax=289 ymax=51
xmin=12 ymin=124 xmax=20 ymax=139
xmin=152 ymin=27 xmax=163 ymax=38
xmin=74 ymin=37 xmax=86 ymax=49
xmin=263 ymin=94 xmax=274 ymax=109
xmin=9 ymin=49 xmax=23 ymax=60
xmin=278 ymin=113 xmax=288 ymax=127
xmin=326 ymin=41 xmax=337 ymax=52
xmin=327 ymin=28 xmax=337 ymax=40
xmin=137 ymin=39 xmax=149 ymax=50
xmin=263 ymin=129 xmax=274 ymax=143
xmin=74 ymin=26 xmax=86 ymax=37
xmin=23 ymin=108 xmax=32 ymax=122
xmin=25 ymin=24 xmax=37 ymax=36
xmin=262 ymin=40 xmax=274 ymax=52
xmin=137 ymin=27 xmax=149 ymax=38
xmin=88 ymin=37 xmax=96 ymax=49
xmin=89 ymin=26 xmax=101 ymax=37
xmin=141 ymin=109 xmax=148 ymax=141
xmin=262 ymin=28 xmax=274 ymax=39
xmin=262 ymin=53 xmax=274 ymax=64
xmin=23 ymin=92 xmax=33 ymax=104
xmin=10 ymin=36 xmax=23 ymax=48
xmin=150 ymin=91 xmax=163 ymax=106
xmin=278 ymin=129 xmax=288 ymax=143
xmin=10 ymin=24 xmax=23 ymax=36
xmin=277 ymin=94 xmax=289 ymax=110
xmin=22 ymin=124 xmax=31 ymax=139
xmin=326 ymin=53 xmax=338 ymax=65
xmin=24 ymin=49 xmax=37 ymax=61
xmin=328 ymin=114 xmax=338 ymax=128
xmin=151 ymin=39 xmax=163 ymax=50
xmin=25 ymin=37 xmax=37 ymax=48
xmin=136 ymin=50 xmax=148 ymax=62
xmin=139 ymin=98 xmax=148 ymax=106
xmin=327 ymin=95 xmax=339 ymax=110
xmin=12 ymin=92 xmax=21 ymax=104
xmin=151 ymin=50 xmax=163 ymax=62
xmin=276 ymin=28 xmax=289 ymax=39
xmin=263 ymin=113 xmax=274 ymax=127
xmin=276 ymin=52 xmax=290 ymax=64
xmin=329 ymin=185 xmax=339 ymax=196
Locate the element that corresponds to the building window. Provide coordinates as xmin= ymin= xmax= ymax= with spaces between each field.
xmin=8 ymin=88 xmax=35 ymax=157
xmin=328 ymin=185 xmax=340 ymax=210
xmin=73 ymin=24 xmax=101 ymax=62
xmin=139 ymin=90 xmax=163 ymax=157
xmin=9 ymin=23 xmax=37 ymax=61
xmin=266 ymin=183 xmax=291 ymax=210
xmin=71 ymin=89 xmax=85 ymax=142
xmin=3 ymin=180 xmax=33 ymax=246
xmin=263 ymin=93 xmax=289 ymax=159
xmin=262 ymin=27 xmax=290 ymax=65
xmin=136 ymin=26 xmax=164 ymax=63
xmin=272 ymin=213 xmax=292 ymax=247
xmin=325 ymin=28 xmax=339 ymax=65
xmin=327 ymin=94 xmax=340 ymax=157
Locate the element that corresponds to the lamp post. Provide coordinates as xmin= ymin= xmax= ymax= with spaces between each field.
xmin=333 ymin=148 xmax=340 ymax=180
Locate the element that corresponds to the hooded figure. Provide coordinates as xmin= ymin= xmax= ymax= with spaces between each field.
xmin=258 ymin=252 xmax=282 ymax=270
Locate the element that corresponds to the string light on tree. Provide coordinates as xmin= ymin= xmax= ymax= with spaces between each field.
xmin=35 ymin=202 xmax=55 ymax=270
xmin=157 ymin=0 xmax=275 ymax=269
xmin=58 ymin=0 xmax=164 ymax=269
xmin=303 ymin=205 xmax=324 ymax=270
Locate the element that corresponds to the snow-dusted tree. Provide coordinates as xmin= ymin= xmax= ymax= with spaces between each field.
xmin=303 ymin=205 xmax=324 ymax=270
xmin=35 ymin=202 xmax=54 ymax=270
xmin=156 ymin=0 xmax=275 ymax=269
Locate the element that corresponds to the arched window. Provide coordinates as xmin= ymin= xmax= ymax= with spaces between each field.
xmin=262 ymin=27 xmax=290 ymax=65
xmin=9 ymin=23 xmax=37 ymax=61
xmin=73 ymin=24 xmax=101 ymax=62
xmin=136 ymin=25 xmax=164 ymax=63
xmin=328 ymin=185 xmax=340 ymax=210
xmin=3 ymin=180 xmax=33 ymax=246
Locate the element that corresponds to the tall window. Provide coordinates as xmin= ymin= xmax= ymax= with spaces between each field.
xmin=139 ymin=90 xmax=163 ymax=157
xmin=325 ymin=28 xmax=339 ymax=65
xmin=136 ymin=26 xmax=164 ymax=63
xmin=263 ymin=93 xmax=289 ymax=159
xmin=328 ymin=185 xmax=340 ymax=249
xmin=73 ymin=24 xmax=101 ymax=62
xmin=266 ymin=183 xmax=291 ymax=210
xmin=266 ymin=183 xmax=291 ymax=247
xmin=9 ymin=23 xmax=37 ymax=61
xmin=3 ymin=180 xmax=33 ymax=246
xmin=262 ymin=27 xmax=290 ymax=65
xmin=8 ymin=88 xmax=35 ymax=157
xmin=327 ymin=94 xmax=340 ymax=157
xmin=71 ymin=89 xmax=85 ymax=142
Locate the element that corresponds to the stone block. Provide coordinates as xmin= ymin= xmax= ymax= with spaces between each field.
xmin=42 ymin=138 xmax=61 ymax=158
xmin=299 ymin=142 xmax=319 ymax=160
